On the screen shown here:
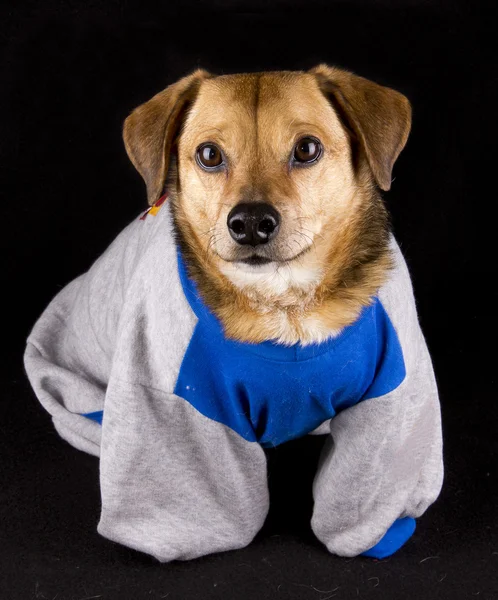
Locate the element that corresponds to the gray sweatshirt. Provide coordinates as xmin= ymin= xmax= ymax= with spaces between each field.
xmin=24 ymin=202 xmax=443 ymax=562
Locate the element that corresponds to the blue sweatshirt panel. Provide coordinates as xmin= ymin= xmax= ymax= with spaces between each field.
xmin=174 ymin=252 xmax=406 ymax=447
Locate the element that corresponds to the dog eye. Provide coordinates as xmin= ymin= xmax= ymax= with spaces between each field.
xmin=196 ymin=143 xmax=224 ymax=170
xmin=293 ymin=137 xmax=322 ymax=164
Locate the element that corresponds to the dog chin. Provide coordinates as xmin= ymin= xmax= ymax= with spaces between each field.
xmin=221 ymin=258 xmax=278 ymax=277
xmin=219 ymin=257 xmax=323 ymax=295
xmin=232 ymin=260 xmax=280 ymax=275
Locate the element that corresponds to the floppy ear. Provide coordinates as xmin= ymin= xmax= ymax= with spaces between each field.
xmin=310 ymin=64 xmax=411 ymax=191
xmin=123 ymin=69 xmax=211 ymax=205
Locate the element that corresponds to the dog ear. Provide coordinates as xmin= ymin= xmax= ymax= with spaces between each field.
xmin=123 ymin=69 xmax=211 ymax=205
xmin=310 ymin=64 xmax=411 ymax=191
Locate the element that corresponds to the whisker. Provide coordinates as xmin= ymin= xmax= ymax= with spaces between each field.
xmin=199 ymin=226 xmax=217 ymax=237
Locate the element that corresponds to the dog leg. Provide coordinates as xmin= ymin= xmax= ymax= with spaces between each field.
xmin=311 ymin=341 xmax=443 ymax=558
xmin=98 ymin=380 xmax=269 ymax=562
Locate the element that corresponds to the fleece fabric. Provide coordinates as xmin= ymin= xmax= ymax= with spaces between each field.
xmin=24 ymin=201 xmax=444 ymax=562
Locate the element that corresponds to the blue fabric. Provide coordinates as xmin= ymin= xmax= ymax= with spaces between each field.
xmin=81 ymin=410 xmax=103 ymax=424
xmin=174 ymin=250 xmax=406 ymax=447
xmin=361 ymin=517 xmax=416 ymax=559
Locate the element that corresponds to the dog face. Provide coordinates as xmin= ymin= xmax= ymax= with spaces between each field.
xmin=124 ymin=66 xmax=411 ymax=343
xmin=175 ymin=71 xmax=356 ymax=294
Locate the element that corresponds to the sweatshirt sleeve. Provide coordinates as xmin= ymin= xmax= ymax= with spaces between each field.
xmin=311 ymin=238 xmax=444 ymax=558
xmin=23 ymin=217 xmax=147 ymax=456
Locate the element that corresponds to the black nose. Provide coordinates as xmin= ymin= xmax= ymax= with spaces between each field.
xmin=227 ymin=203 xmax=280 ymax=246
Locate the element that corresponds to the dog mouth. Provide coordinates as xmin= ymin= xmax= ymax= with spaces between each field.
xmin=221 ymin=244 xmax=312 ymax=267
xmin=238 ymin=255 xmax=274 ymax=266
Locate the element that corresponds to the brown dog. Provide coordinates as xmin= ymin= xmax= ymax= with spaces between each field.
xmin=25 ymin=66 xmax=444 ymax=562
xmin=124 ymin=65 xmax=411 ymax=347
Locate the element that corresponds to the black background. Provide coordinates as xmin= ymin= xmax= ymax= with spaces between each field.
xmin=1 ymin=1 xmax=495 ymax=599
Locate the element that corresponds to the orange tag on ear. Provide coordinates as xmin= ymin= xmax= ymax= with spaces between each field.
xmin=139 ymin=193 xmax=168 ymax=220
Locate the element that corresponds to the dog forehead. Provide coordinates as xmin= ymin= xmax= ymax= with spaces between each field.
xmin=184 ymin=72 xmax=340 ymax=144
xmin=257 ymin=73 xmax=338 ymax=136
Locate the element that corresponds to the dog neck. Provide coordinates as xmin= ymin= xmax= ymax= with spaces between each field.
xmin=171 ymin=193 xmax=392 ymax=346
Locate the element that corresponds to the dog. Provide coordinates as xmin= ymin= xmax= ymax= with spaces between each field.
xmin=25 ymin=65 xmax=443 ymax=562
xmin=125 ymin=65 xmax=408 ymax=345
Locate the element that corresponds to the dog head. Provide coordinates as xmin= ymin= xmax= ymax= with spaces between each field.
xmin=123 ymin=66 xmax=411 ymax=343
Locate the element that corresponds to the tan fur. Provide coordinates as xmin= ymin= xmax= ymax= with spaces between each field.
xmin=123 ymin=69 xmax=212 ymax=205
xmin=123 ymin=66 xmax=411 ymax=345
xmin=310 ymin=64 xmax=412 ymax=191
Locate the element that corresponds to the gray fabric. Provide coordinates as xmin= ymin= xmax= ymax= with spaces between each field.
xmin=25 ymin=205 xmax=269 ymax=560
xmin=311 ymin=241 xmax=444 ymax=556
xmin=98 ymin=384 xmax=268 ymax=561
xmin=24 ymin=277 xmax=106 ymax=457
xmin=24 ymin=206 xmax=196 ymax=456
xmin=24 ymin=204 xmax=443 ymax=560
